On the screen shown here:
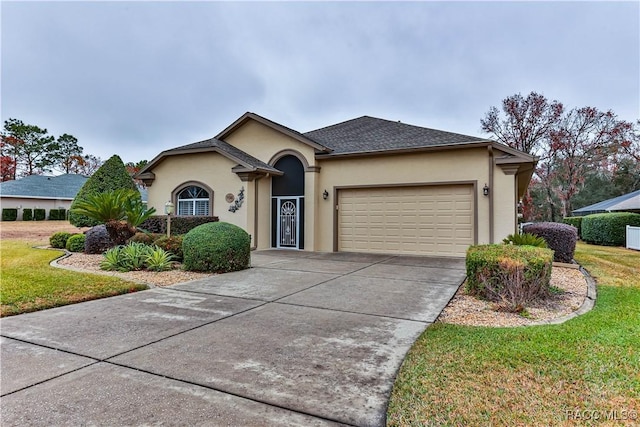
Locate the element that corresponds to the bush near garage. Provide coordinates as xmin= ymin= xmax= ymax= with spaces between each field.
xmin=182 ymin=222 xmax=250 ymax=273
xmin=50 ymin=232 xmax=72 ymax=249
xmin=522 ymin=222 xmax=578 ymax=263
xmin=66 ymin=234 xmax=86 ymax=252
xmin=22 ymin=208 xmax=33 ymax=221
xmin=465 ymin=244 xmax=553 ymax=312
xmin=84 ymin=225 xmax=116 ymax=254
xmin=2 ymin=208 xmax=18 ymax=221
xmin=581 ymin=212 xmax=640 ymax=246
xmin=139 ymin=215 xmax=219 ymax=235
xmin=562 ymin=217 xmax=583 ymax=238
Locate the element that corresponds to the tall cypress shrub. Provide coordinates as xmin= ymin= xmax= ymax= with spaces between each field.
xmin=69 ymin=155 xmax=139 ymax=227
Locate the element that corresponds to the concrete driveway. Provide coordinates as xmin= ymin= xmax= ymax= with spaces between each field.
xmin=0 ymin=250 xmax=465 ymax=426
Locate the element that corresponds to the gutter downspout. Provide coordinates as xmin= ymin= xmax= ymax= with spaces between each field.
xmin=488 ymin=145 xmax=494 ymax=244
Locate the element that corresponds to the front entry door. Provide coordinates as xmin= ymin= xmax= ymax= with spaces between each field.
xmin=276 ymin=197 xmax=299 ymax=249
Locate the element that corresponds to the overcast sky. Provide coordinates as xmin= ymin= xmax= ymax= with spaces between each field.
xmin=2 ymin=1 xmax=638 ymax=165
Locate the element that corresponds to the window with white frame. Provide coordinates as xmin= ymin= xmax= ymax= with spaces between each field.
xmin=177 ymin=185 xmax=210 ymax=216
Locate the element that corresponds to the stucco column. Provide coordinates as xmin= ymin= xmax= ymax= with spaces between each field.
xmin=304 ymin=168 xmax=320 ymax=251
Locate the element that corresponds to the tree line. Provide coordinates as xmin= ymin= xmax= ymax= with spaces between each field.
xmin=0 ymin=118 xmax=103 ymax=181
xmin=481 ymin=92 xmax=639 ymax=222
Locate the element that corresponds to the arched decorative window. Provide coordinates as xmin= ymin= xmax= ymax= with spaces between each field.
xmin=177 ymin=185 xmax=210 ymax=216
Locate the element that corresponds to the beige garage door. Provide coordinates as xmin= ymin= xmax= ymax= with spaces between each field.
xmin=338 ymin=185 xmax=474 ymax=256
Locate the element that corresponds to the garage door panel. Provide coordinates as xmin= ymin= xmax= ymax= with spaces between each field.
xmin=338 ymin=185 xmax=474 ymax=257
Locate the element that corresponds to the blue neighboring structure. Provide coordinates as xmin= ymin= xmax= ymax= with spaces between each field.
xmin=572 ymin=189 xmax=640 ymax=216
xmin=0 ymin=174 xmax=148 ymax=220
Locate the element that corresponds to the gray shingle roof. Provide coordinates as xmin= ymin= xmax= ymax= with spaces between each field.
xmin=573 ymin=189 xmax=640 ymax=214
xmin=0 ymin=174 xmax=88 ymax=199
xmin=166 ymin=137 xmax=281 ymax=173
xmin=304 ymin=116 xmax=489 ymax=155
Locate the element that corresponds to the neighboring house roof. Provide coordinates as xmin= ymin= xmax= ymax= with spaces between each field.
xmin=0 ymin=174 xmax=148 ymax=202
xmin=306 ymin=116 xmax=491 ymax=156
xmin=572 ymin=189 xmax=640 ymax=215
xmin=0 ymin=174 xmax=88 ymax=200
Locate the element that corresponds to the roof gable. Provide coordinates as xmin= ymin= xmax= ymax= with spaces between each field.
xmin=216 ymin=112 xmax=331 ymax=153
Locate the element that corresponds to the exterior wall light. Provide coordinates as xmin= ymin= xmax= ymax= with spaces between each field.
xmin=483 ymin=184 xmax=490 ymax=196
xmin=323 ymin=190 xmax=329 ymax=200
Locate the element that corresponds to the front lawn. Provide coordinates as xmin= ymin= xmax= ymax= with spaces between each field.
xmin=387 ymin=242 xmax=640 ymax=426
xmin=0 ymin=240 xmax=147 ymax=317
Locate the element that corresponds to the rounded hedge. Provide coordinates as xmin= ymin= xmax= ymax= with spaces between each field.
xmin=581 ymin=212 xmax=640 ymax=246
xmin=182 ymin=222 xmax=250 ymax=273
xmin=66 ymin=234 xmax=86 ymax=252
xmin=50 ymin=232 xmax=72 ymax=249
xmin=522 ymin=222 xmax=578 ymax=263
xmin=85 ymin=225 xmax=116 ymax=254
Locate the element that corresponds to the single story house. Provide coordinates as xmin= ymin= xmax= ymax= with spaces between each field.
xmin=0 ymin=173 xmax=149 ymax=220
xmin=572 ymin=189 xmax=640 ymax=216
xmin=0 ymin=174 xmax=88 ymax=220
xmin=137 ymin=112 xmax=536 ymax=257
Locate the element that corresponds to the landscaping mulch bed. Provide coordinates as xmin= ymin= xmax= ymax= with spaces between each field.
xmin=438 ymin=266 xmax=588 ymax=327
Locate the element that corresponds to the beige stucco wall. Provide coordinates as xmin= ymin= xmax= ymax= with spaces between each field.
xmin=224 ymin=120 xmax=317 ymax=167
xmin=493 ymin=167 xmax=519 ymax=241
xmin=0 ymin=197 xmax=72 ymax=220
xmin=146 ymin=152 xmax=248 ymax=232
xmin=314 ymin=148 xmax=499 ymax=252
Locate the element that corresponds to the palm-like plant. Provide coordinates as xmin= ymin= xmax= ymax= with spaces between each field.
xmin=71 ymin=189 xmax=156 ymax=245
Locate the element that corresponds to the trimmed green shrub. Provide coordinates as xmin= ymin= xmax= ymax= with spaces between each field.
xmin=50 ymin=232 xmax=72 ymax=249
xmin=128 ymin=232 xmax=161 ymax=245
xmin=466 ymin=244 xmax=553 ymax=312
xmin=523 ymin=222 xmax=578 ymax=263
xmin=2 ymin=208 xmax=18 ymax=221
xmin=34 ymin=208 xmax=46 ymax=221
xmin=581 ymin=212 xmax=640 ymax=246
xmin=183 ymin=222 xmax=250 ymax=273
xmin=502 ymin=233 xmax=548 ymax=248
xmin=66 ymin=234 xmax=86 ymax=252
xmin=139 ymin=215 xmax=219 ymax=235
xmin=562 ymin=217 xmax=583 ymax=238
xmin=154 ymin=235 xmax=184 ymax=261
xmin=84 ymin=225 xmax=116 ymax=254
xmin=49 ymin=208 xmax=67 ymax=220
xmin=22 ymin=208 xmax=33 ymax=221
xmin=69 ymin=155 xmax=138 ymax=227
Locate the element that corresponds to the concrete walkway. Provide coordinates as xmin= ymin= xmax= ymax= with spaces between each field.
xmin=0 ymin=250 xmax=465 ymax=426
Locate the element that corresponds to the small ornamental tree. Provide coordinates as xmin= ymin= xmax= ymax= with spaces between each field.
xmin=69 ymin=155 xmax=139 ymax=227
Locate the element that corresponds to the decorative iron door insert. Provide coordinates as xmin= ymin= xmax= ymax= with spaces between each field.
xmin=278 ymin=198 xmax=298 ymax=248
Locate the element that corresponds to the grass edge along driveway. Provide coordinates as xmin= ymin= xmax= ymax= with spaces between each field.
xmin=1 ymin=240 xmax=146 ymax=317
xmin=387 ymin=243 xmax=640 ymax=426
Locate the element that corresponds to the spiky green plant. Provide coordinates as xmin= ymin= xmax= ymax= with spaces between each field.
xmin=145 ymin=246 xmax=175 ymax=272
xmin=71 ymin=189 xmax=156 ymax=245
xmin=100 ymin=246 xmax=125 ymax=271
xmin=502 ymin=232 xmax=548 ymax=248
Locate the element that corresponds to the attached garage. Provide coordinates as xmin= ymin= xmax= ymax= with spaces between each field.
xmin=337 ymin=184 xmax=476 ymax=256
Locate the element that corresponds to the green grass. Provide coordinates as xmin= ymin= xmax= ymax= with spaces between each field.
xmin=387 ymin=242 xmax=640 ymax=426
xmin=1 ymin=240 xmax=147 ymax=317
